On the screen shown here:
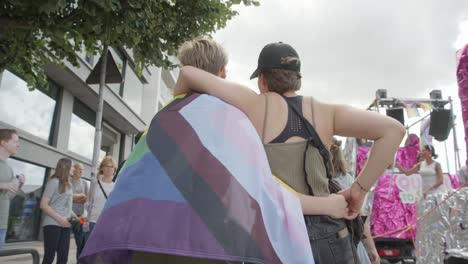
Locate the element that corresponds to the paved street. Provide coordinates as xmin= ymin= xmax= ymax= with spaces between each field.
xmin=0 ymin=240 xmax=78 ymax=264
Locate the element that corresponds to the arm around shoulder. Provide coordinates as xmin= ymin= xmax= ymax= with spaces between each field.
xmin=176 ymin=66 xmax=262 ymax=116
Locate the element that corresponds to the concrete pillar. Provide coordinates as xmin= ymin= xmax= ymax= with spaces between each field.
xmin=51 ymin=89 xmax=74 ymax=151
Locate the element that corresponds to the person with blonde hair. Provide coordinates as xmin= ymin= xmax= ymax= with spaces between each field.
xmin=40 ymin=158 xmax=76 ymax=264
xmin=177 ymin=36 xmax=228 ymax=77
xmin=175 ymin=42 xmax=405 ymax=263
xmin=86 ymin=156 xmax=116 ymax=234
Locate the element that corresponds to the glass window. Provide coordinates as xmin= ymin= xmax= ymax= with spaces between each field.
xmin=5 ymin=158 xmax=47 ymax=242
xmin=85 ymin=54 xmax=95 ymax=67
xmin=0 ymin=70 xmax=58 ymax=143
xmin=122 ymin=66 xmax=144 ymax=115
xmin=68 ymin=100 xmax=96 ymax=160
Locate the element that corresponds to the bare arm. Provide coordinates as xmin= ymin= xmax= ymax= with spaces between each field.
xmin=333 ymin=104 xmax=405 ymax=215
xmin=298 ymin=193 xmax=353 ymax=219
xmin=0 ymin=183 xmax=18 ymax=192
xmin=362 ymin=217 xmax=380 ymax=263
xmin=40 ymin=197 xmax=71 ymax=227
xmin=333 ymin=104 xmax=405 ymax=189
xmin=176 ymin=66 xmax=264 ymax=121
xmin=396 ymin=162 xmax=421 ymax=176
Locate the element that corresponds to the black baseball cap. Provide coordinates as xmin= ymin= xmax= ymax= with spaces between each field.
xmin=249 ymin=42 xmax=301 ymax=79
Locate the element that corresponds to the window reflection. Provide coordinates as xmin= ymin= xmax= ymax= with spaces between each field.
xmin=122 ymin=67 xmax=144 ymax=115
xmin=6 ymin=158 xmax=46 ymax=242
xmin=0 ymin=70 xmax=58 ymax=142
xmin=68 ymin=100 xmax=95 ymax=160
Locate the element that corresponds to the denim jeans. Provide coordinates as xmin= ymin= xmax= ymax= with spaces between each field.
xmin=71 ymin=221 xmax=85 ymax=261
xmin=0 ymin=228 xmax=6 ymax=248
xmin=305 ymin=215 xmax=360 ymax=264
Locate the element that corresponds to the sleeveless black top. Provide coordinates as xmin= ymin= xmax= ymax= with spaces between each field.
xmin=269 ymin=96 xmax=310 ymax=143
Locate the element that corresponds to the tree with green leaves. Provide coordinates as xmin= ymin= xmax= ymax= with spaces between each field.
xmin=0 ymin=0 xmax=258 ymax=89
xmin=0 ymin=0 xmax=259 ymax=222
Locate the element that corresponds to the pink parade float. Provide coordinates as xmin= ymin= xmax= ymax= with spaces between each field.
xmin=456 ymin=44 xmax=468 ymax=169
xmin=344 ymin=87 xmax=466 ymax=263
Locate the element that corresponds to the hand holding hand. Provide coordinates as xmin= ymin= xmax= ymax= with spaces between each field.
xmin=325 ymin=194 xmax=349 ymax=219
xmin=339 ymin=182 xmax=368 ymax=219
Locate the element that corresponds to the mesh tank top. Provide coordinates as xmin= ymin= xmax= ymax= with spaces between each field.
xmin=262 ymin=94 xmax=331 ymax=197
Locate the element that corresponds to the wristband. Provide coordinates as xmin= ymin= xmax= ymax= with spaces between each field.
xmin=354 ymin=180 xmax=369 ymax=192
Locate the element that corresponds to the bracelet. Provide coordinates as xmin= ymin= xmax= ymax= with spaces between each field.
xmin=354 ymin=180 xmax=369 ymax=192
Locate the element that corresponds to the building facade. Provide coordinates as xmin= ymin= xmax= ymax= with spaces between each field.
xmin=0 ymin=48 xmax=175 ymax=243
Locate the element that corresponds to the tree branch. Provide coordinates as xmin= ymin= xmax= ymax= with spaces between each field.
xmin=0 ymin=16 xmax=33 ymax=30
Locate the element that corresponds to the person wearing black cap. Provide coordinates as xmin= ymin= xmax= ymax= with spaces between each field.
xmin=176 ymin=42 xmax=405 ymax=263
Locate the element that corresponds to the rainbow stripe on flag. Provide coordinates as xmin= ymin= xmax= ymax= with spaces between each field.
xmin=80 ymin=93 xmax=314 ymax=264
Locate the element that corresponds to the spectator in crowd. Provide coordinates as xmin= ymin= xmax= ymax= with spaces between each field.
xmin=40 ymin=158 xmax=76 ymax=264
xmin=0 ymin=129 xmax=25 ymax=247
xmin=86 ymin=156 xmax=116 ymax=234
xmin=330 ymin=138 xmax=380 ymax=264
xmin=397 ymin=145 xmax=446 ymax=196
xmin=71 ymin=163 xmax=88 ymax=261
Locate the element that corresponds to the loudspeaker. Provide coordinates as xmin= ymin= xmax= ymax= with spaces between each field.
xmin=386 ymin=108 xmax=405 ymax=125
xmin=429 ymin=109 xmax=452 ymax=141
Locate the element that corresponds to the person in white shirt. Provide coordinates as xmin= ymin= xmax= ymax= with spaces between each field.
xmin=86 ymin=156 xmax=116 ymax=235
xmin=396 ymin=145 xmax=445 ymax=196
xmin=40 ymin=158 xmax=76 ymax=264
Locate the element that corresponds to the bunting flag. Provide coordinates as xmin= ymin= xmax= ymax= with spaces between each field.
xmin=417 ymin=102 xmax=433 ymax=112
xmin=420 ymin=118 xmax=432 ymax=149
xmin=398 ymin=100 xmax=434 ymax=114
xmin=80 ymin=93 xmax=314 ymax=264
xmin=402 ymin=103 xmax=420 ymax=118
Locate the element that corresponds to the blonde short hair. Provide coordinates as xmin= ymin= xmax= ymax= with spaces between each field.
xmin=177 ymin=36 xmax=228 ymax=75
xmin=99 ymin=156 xmax=117 ymax=175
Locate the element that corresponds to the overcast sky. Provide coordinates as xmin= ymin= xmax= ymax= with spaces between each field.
xmin=213 ymin=0 xmax=468 ymax=173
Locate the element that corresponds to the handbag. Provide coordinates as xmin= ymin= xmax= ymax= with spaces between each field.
xmin=284 ymin=97 xmax=364 ymax=245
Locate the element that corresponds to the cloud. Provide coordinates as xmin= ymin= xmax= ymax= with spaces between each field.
xmin=214 ymin=0 xmax=468 ymax=172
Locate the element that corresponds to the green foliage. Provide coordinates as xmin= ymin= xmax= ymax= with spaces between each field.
xmin=0 ymin=0 xmax=259 ymax=89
